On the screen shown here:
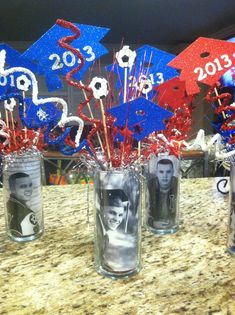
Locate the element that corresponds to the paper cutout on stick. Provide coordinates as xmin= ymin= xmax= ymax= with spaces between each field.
xmin=0 ymin=43 xmax=37 ymax=96
xmin=155 ymin=77 xmax=194 ymax=109
xmin=22 ymin=23 xmax=110 ymax=91
xmin=168 ymin=37 xmax=235 ymax=95
xmin=108 ymin=96 xmax=173 ymax=141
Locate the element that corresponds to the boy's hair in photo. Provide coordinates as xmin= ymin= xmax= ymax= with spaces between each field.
xmin=157 ymin=158 xmax=173 ymax=168
xmin=9 ymin=173 xmax=30 ymax=191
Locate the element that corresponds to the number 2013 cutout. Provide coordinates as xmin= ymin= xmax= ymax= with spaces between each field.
xmin=49 ymin=45 xmax=96 ymax=71
xmin=129 ymin=72 xmax=164 ymax=87
xmin=194 ymin=54 xmax=233 ymax=81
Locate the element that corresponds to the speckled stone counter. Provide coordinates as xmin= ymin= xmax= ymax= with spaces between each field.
xmin=0 ymin=178 xmax=235 ymax=315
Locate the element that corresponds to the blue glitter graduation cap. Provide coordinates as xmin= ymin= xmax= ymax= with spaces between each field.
xmin=106 ymin=45 xmax=178 ymax=92
xmin=108 ymin=97 xmax=173 ymax=141
xmin=0 ymin=43 xmax=37 ymax=96
xmin=19 ymin=98 xmax=62 ymax=129
xmin=22 ymin=23 xmax=110 ymax=91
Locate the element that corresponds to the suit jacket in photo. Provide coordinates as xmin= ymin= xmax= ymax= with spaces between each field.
xmin=7 ymin=194 xmax=40 ymax=237
xmin=147 ymin=176 xmax=178 ymax=223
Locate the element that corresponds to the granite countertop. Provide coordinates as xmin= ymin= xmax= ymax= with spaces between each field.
xmin=0 ymin=178 xmax=235 ymax=315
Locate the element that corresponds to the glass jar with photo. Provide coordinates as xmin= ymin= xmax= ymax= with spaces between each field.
xmin=3 ymin=149 xmax=44 ymax=242
xmin=93 ymin=168 xmax=141 ymax=279
xmin=144 ymin=153 xmax=180 ymax=234
xmin=227 ymin=161 xmax=235 ymax=255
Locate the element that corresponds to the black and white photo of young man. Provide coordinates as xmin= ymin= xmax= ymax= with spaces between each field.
xmin=146 ymin=155 xmax=179 ymax=230
xmin=95 ymin=171 xmax=140 ymax=273
xmin=7 ymin=172 xmax=40 ymax=237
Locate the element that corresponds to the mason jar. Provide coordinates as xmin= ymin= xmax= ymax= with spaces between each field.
xmin=93 ymin=168 xmax=141 ymax=278
xmin=144 ymin=154 xmax=180 ymax=234
xmin=3 ymin=149 xmax=44 ymax=242
xmin=228 ymin=161 xmax=235 ymax=255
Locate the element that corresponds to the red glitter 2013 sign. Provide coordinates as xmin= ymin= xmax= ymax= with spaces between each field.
xmin=168 ymin=37 xmax=235 ymax=95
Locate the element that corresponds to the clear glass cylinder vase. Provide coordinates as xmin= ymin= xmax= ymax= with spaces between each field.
xmin=228 ymin=162 xmax=235 ymax=255
xmin=144 ymin=154 xmax=180 ymax=234
xmin=93 ymin=168 xmax=141 ymax=279
xmin=3 ymin=149 xmax=44 ymax=242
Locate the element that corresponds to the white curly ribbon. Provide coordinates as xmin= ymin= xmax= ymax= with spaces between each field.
xmin=184 ymin=128 xmax=235 ymax=161
xmin=0 ymin=119 xmax=10 ymax=145
xmin=0 ymin=49 xmax=85 ymax=148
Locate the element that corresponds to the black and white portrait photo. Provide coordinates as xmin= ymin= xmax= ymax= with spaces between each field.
xmin=145 ymin=154 xmax=180 ymax=232
xmin=3 ymin=155 xmax=43 ymax=239
xmin=94 ymin=170 xmax=140 ymax=274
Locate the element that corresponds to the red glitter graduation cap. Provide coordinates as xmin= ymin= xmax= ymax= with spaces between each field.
xmin=168 ymin=37 xmax=235 ymax=95
xmin=155 ymin=77 xmax=194 ymax=110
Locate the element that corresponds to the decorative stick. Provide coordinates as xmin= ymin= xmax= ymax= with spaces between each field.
xmin=138 ymin=141 xmax=141 ymax=157
xmin=123 ymin=67 xmax=128 ymax=103
xmin=80 ymin=81 xmax=104 ymax=152
xmin=100 ymin=99 xmax=111 ymax=165
xmin=214 ymin=87 xmax=226 ymax=119
xmin=10 ymin=111 xmax=16 ymax=146
xmin=5 ymin=109 xmax=9 ymax=128
xmin=22 ymin=91 xmax=28 ymax=139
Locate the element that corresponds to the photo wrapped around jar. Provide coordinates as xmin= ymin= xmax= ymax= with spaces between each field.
xmin=3 ymin=149 xmax=44 ymax=242
xmin=144 ymin=153 xmax=180 ymax=235
xmin=93 ymin=168 xmax=141 ymax=279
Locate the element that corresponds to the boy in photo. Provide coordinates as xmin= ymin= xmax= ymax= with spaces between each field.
xmin=147 ymin=158 xmax=178 ymax=228
xmin=97 ymin=189 xmax=138 ymax=272
xmin=7 ymin=172 xmax=39 ymax=237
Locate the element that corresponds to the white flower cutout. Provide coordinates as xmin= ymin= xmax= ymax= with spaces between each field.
xmin=115 ymin=45 xmax=136 ymax=68
xmin=137 ymin=76 xmax=153 ymax=95
xmin=89 ymin=77 xmax=109 ymax=100
xmin=4 ymin=98 xmax=16 ymax=112
xmin=16 ymin=74 xmax=31 ymax=91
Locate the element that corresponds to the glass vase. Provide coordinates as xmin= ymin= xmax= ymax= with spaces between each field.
xmin=144 ymin=154 xmax=180 ymax=234
xmin=93 ymin=168 xmax=141 ymax=279
xmin=3 ymin=149 xmax=44 ymax=242
xmin=227 ymin=162 xmax=235 ymax=255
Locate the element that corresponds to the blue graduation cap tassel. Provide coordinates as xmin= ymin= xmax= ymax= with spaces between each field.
xmin=22 ymin=22 xmax=110 ymax=91
xmin=108 ymin=97 xmax=173 ymax=141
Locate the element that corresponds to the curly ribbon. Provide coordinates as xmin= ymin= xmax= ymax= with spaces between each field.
xmin=0 ymin=49 xmax=68 ymax=121
xmin=205 ymin=84 xmax=233 ymax=131
xmin=0 ymin=93 xmax=44 ymax=154
xmin=56 ymin=19 xmax=111 ymax=161
xmin=56 ymin=19 xmax=100 ymax=125
xmin=163 ymin=103 xmax=193 ymax=142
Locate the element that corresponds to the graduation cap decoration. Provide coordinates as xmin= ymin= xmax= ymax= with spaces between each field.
xmin=134 ymin=45 xmax=179 ymax=86
xmin=99 ymin=189 xmax=128 ymax=207
xmin=19 ymin=98 xmax=63 ymax=129
xmin=168 ymin=37 xmax=235 ymax=95
xmin=22 ymin=22 xmax=110 ymax=91
xmin=155 ymin=77 xmax=194 ymax=110
xmin=108 ymin=96 xmax=173 ymax=141
xmin=106 ymin=45 xmax=178 ymax=91
xmin=0 ymin=43 xmax=37 ymax=96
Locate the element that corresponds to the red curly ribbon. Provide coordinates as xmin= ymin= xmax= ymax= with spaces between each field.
xmin=205 ymin=84 xmax=233 ymax=131
xmin=56 ymin=19 xmax=101 ymax=126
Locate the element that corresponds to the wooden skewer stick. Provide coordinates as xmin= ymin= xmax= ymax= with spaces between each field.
xmin=22 ymin=91 xmax=28 ymax=140
xmin=123 ymin=67 xmax=128 ymax=103
xmin=5 ymin=109 xmax=9 ymax=128
xmin=100 ymin=99 xmax=111 ymax=165
xmin=138 ymin=141 xmax=141 ymax=157
xmin=80 ymin=81 xmax=104 ymax=152
xmin=10 ymin=111 xmax=16 ymax=146
xmin=214 ymin=87 xmax=226 ymax=119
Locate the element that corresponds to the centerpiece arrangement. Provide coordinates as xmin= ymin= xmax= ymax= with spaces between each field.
xmin=1 ymin=18 xmax=235 ymax=275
